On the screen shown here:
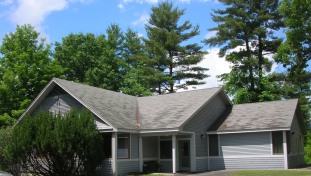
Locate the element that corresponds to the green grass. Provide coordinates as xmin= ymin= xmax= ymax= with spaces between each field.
xmin=229 ymin=170 xmax=311 ymax=176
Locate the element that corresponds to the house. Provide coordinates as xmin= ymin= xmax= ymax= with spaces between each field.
xmin=19 ymin=78 xmax=306 ymax=175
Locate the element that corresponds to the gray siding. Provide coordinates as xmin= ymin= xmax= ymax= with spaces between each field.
xmin=219 ymin=132 xmax=271 ymax=156
xmin=290 ymin=115 xmax=304 ymax=155
xmin=35 ymin=86 xmax=111 ymax=130
xmin=131 ymin=134 xmax=139 ymax=159
xmin=196 ymin=158 xmax=209 ymax=172
xmin=118 ymin=160 xmax=139 ymax=176
xmin=159 ymin=160 xmax=172 ymax=172
xmin=209 ymin=156 xmax=284 ymax=170
xmin=183 ymin=95 xmax=227 ymax=157
xmin=143 ymin=136 xmax=158 ymax=158
xmin=95 ymin=159 xmax=113 ymax=176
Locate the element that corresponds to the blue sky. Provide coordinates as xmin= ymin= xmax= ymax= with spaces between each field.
xmin=0 ymin=0 xmax=309 ymax=88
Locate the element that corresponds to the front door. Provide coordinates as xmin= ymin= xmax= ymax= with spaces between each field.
xmin=178 ymin=140 xmax=190 ymax=171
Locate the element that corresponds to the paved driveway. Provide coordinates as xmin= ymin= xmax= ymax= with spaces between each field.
xmin=163 ymin=170 xmax=235 ymax=176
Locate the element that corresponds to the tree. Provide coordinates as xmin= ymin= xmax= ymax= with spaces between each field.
xmin=54 ymin=33 xmax=106 ymax=83
xmin=120 ymin=28 xmax=152 ymax=96
xmin=0 ymin=25 xmax=62 ymax=124
xmin=205 ymin=0 xmax=283 ymax=103
xmin=144 ymin=1 xmax=208 ymax=94
xmin=276 ymin=0 xmax=311 ymax=121
xmin=4 ymin=109 xmax=104 ymax=176
xmin=85 ymin=24 xmax=125 ymax=91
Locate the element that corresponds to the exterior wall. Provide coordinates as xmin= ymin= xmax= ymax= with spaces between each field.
xmin=35 ymin=86 xmax=83 ymax=115
xmin=131 ymin=134 xmax=139 ymax=159
xmin=219 ymin=132 xmax=271 ymax=156
xmin=118 ymin=160 xmax=139 ymax=176
xmin=209 ymin=132 xmax=284 ymax=170
xmin=209 ymin=156 xmax=284 ymax=170
xmin=183 ymin=95 xmax=228 ymax=158
xmin=143 ymin=136 xmax=158 ymax=159
xmin=196 ymin=157 xmax=209 ymax=172
xmin=288 ymin=114 xmax=304 ymax=168
xmin=95 ymin=159 xmax=113 ymax=176
xmin=159 ymin=160 xmax=172 ymax=172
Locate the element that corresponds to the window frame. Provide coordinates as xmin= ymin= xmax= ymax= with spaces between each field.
xmin=208 ymin=134 xmax=219 ymax=156
xmin=160 ymin=140 xmax=172 ymax=159
xmin=117 ymin=133 xmax=131 ymax=159
xmin=272 ymin=131 xmax=283 ymax=155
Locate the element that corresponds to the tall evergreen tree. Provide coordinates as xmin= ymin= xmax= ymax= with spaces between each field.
xmin=205 ymin=0 xmax=283 ymax=103
xmin=120 ymin=28 xmax=152 ymax=96
xmin=276 ymin=0 xmax=311 ymax=122
xmin=144 ymin=1 xmax=208 ymax=94
xmin=0 ymin=25 xmax=62 ymax=124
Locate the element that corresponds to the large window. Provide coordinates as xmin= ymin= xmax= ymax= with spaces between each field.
xmin=272 ymin=131 xmax=283 ymax=154
xmin=209 ymin=134 xmax=219 ymax=156
xmin=118 ymin=133 xmax=130 ymax=159
xmin=160 ymin=140 xmax=172 ymax=159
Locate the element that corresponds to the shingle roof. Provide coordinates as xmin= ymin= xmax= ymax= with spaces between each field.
xmin=208 ymin=99 xmax=299 ymax=132
xmin=137 ymin=87 xmax=223 ymax=130
xmin=53 ymin=78 xmax=138 ymax=130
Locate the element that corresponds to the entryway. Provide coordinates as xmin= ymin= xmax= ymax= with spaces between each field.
xmin=178 ymin=140 xmax=190 ymax=171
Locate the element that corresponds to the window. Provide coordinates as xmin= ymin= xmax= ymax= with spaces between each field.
xmin=160 ymin=140 xmax=172 ymax=159
xmin=102 ymin=133 xmax=112 ymax=158
xmin=272 ymin=131 xmax=283 ymax=154
xmin=118 ymin=133 xmax=130 ymax=159
xmin=209 ymin=134 xmax=219 ymax=156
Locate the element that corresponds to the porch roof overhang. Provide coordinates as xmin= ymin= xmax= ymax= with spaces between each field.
xmin=139 ymin=128 xmax=194 ymax=137
xmin=206 ymin=127 xmax=291 ymax=135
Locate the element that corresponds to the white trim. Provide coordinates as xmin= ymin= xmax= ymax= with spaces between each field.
xmin=112 ymin=132 xmax=118 ymax=176
xmin=207 ymin=155 xmax=283 ymax=159
xmin=283 ymin=131 xmax=288 ymax=169
xmin=270 ymin=131 xmax=273 ymax=155
xmin=172 ymin=135 xmax=176 ymax=174
xmin=206 ymin=128 xmax=290 ymax=135
xmin=218 ymin=134 xmax=220 ymax=156
xmin=139 ymin=137 xmax=143 ymax=172
xmin=117 ymin=158 xmax=139 ymax=162
xmin=196 ymin=156 xmax=209 ymax=159
xmin=140 ymin=129 xmax=179 ymax=134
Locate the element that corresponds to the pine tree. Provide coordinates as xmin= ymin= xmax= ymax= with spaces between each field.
xmin=205 ymin=0 xmax=283 ymax=103
xmin=144 ymin=1 xmax=208 ymax=94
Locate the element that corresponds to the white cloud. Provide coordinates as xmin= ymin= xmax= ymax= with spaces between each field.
xmin=6 ymin=0 xmax=93 ymax=40
xmin=118 ymin=0 xmax=158 ymax=9
xmin=132 ymin=13 xmax=149 ymax=26
xmin=178 ymin=0 xmax=191 ymax=3
xmin=204 ymin=31 xmax=217 ymax=40
xmin=199 ymin=48 xmax=231 ymax=88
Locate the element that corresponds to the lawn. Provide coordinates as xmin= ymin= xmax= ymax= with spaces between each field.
xmin=229 ymin=170 xmax=311 ymax=176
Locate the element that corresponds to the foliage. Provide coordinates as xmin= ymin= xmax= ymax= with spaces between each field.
xmin=0 ymin=127 xmax=12 ymax=171
xmin=205 ymin=0 xmax=283 ymax=103
xmin=54 ymin=32 xmax=106 ymax=83
xmin=144 ymin=1 xmax=209 ymax=94
xmin=4 ymin=109 xmax=104 ymax=176
xmin=0 ymin=25 xmax=63 ymax=126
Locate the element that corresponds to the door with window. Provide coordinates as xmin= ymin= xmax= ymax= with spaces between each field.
xmin=178 ymin=140 xmax=190 ymax=171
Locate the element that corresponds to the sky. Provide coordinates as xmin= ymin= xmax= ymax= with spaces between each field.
xmin=0 ymin=0 xmax=309 ymax=89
